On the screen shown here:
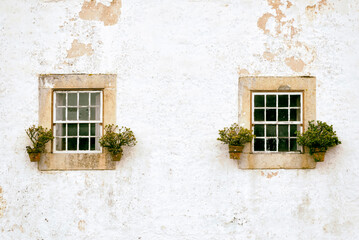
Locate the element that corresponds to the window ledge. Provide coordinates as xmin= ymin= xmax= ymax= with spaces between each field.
xmin=237 ymin=152 xmax=316 ymax=169
xmin=38 ymin=152 xmax=115 ymax=171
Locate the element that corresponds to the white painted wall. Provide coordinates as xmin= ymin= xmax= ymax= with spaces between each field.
xmin=0 ymin=0 xmax=359 ymax=239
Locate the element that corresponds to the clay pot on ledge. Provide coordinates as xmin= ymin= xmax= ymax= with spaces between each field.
xmin=111 ymin=152 xmax=123 ymax=161
xmin=28 ymin=152 xmax=41 ymax=162
xmin=228 ymin=145 xmax=244 ymax=160
xmin=311 ymin=148 xmax=326 ymax=162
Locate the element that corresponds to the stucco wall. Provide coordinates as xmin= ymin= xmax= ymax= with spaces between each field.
xmin=0 ymin=0 xmax=359 ymax=239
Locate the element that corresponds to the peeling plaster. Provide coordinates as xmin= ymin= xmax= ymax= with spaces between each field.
xmin=260 ymin=171 xmax=279 ymax=178
xmin=66 ymin=40 xmax=94 ymax=58
xmin=285 ymin=56 xmax=305 ymax=72
xmin=263 ymin=51 xmax=275 ymax=61
xmin=79 ymin=0 xmax=122 ymax=26
xmin=78 ymin=220 xmax=86 ymax=231
xmin=0 ymin=187 xmax=6 ymax=218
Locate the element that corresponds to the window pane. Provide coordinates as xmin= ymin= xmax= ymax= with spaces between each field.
xmin=266 ymin=95 xmax=276 ymax=107
xmin=278 ymin=138 xmax=289 ymax=152
xmin=90 ymin=107 xmax=101 ymax=121
xmin=290 ymin=109 xmax=301 ymax=121
xmin=254 ymin=125 xmax=264 ymax=137
xmin=278 ymin=95 xmax=288 ymax=107
xmin=254 ymin=109 xmax=264 ymax=121
xmin=290 ymin=139 xmax=299 ymax=151
xmin=254 ymin=95 xmax=264 ymax=107
xmin=278 ymin=109 xmax=288 ymax=121
xmin=56 ymin=108 xmax=66 ymax=121
xmin=56 ymin=93 xmax=66 ymax=106
xmin=68 ymin=93 xmax=77 ymax=106
xmin=55 ymin=138 xmax=66 ymax=151
xmin=266 ymin=125 xmax=276 ymax=137
xmin=266 ymin=109 xmax=276 ymax=121
xmin=79 ymin=93 xmax=89 ymax=106
xmin=254 ymin=139 xmax=265 ymax=151
xmin=266 ymin=139 xmax=276 ymax=151
xmin=91 ymin=92 xmax=101 ymax=106
xmin=290 ymin=125 xmax=299 ymax=137
xmin=290 ymin=95 xmax=300 ymax=107
xmin=67 ymin=108 xmax=77 ymax=120
xmin=56 ymin=123 xmax=66 ymax=136
xmin=278 ymin=125 xmax=288 ymax=137
xmin=68 ymin=123 xmax=77 ymax=136
xmin=90 ymin=137 xmax=100 ymax=150
xmin=79 ymin=107 xmax=89 ymax=120
xmin=79 ymin=138 xmax=89 ymax=150
xmin=68 ymin=138 xmax=77 ymax=150
xmin=79 ymin=123 xmax=89 ymax=136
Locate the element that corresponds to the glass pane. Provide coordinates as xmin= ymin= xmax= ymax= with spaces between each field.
xmin=68 ymin=138 xmax=77 ymax=151
xmin=55 ymin=138 xmax=66 ymax=151
xmin=56 ymin=108 xmax=66 ymax=121
xmin=79 ymin=138 xmax=89 ymax=150
xmin=290 ymin=139 xmax=299 ymax=151
xmin=67 ymin=108 xmax=77 ymax=120
xmin=79 ymin=93 xmax=89 ymax=106
xmin=68 ymin=93 xmax=77 ymax=106
xmin=91 ymin=92 xmax=101 ymax=106
xmin=68 ymin=123 xmax=77 ymax=136
xmin=266 ymin=139 xmax=276 ymax=151
xmin=290 ymin=95 xmax=300 ymax=107
xmin=254 ymin=95 xmax=264 ymax=107
xmin=254 ymin=109 xmax=264 ymax=121
xmin=266 ymin=109 xmax=276 ymax=121
xmin=254 ymin=139 xmax=265 ymax=151
xmin=278 ymin=109 xmax=288 ymax=121
xmin=254 ymin=125 xmax=264 ymax=137
xmin=290 ymin=109 xmax=301 ymax=121
xmin=266 ymin=95 xmax=276 ymax=107
xmin=278 ymin=125 xmax=288 ymax=137
xmin=79 ymin=107 xmax=89 ymax=120
xmin=90 ymin=107 xmax=100 ymax=121
xmin=79 ymin=123 xmax=89 ymax=136
xmin=56 ymin=93 xmax=66 ymax=106
xmin=290 ymin=125 xmax=299 ymax=137
xmin=56 ymin=123 xmax=66 ymax=136
xmin=90 ymin=123 xmax=100 ymax=136
xmin=90 ymin=137 xmax=100 ymax=150
xmin=278 ymin=138 xmax=289 ymax=152
xmin=278 ymin=95 xmax=288 ymax=107
xmin=266 ymin=125 xmax=276 ymax=137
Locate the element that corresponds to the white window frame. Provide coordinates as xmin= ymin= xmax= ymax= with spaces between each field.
xmin=53 ymin=90 xmax=103 ymax=153
xmin=252 ymin=92 xmax=303 ymax=153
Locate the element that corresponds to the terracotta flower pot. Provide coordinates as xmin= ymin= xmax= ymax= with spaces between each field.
xmin=28 ymin=152 xmax=41 ymax=162
xmin=228 ymin=145 xmax=244 ymax=160
xmin=312 ymin=148 xmax=326 ymax=162
xmin=112 ymin=152 xmax=123 ymax=161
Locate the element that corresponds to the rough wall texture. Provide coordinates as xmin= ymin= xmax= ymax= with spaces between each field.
xmin=0 ymin=0 xmax=359 ymax=239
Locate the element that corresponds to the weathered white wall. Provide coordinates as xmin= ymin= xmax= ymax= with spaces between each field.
xmin=1 ymin=0 xmax=359 ymax=239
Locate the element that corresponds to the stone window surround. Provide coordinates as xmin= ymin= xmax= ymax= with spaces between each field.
xmin=38 ymin=74 xmax=117 ymax=171
xmin=238 ymin=76 xmax=316 ymax=169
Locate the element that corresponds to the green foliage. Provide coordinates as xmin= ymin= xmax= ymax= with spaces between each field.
xmin=26 ymin=125 xmax=54 ymax=153
xmin=99 ymin=124 xmax=137 ymax=155
xmin=217 ymin=123 xmax=255 ymax=146
xmin=297 ymin=120 xmax=341 ymax=154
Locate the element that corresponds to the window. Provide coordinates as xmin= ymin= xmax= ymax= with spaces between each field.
xmin=238 ymin=76 xmax=316 ymax=169
xmin=38 ymin=74 xmax=117 ymax=170
xmin=53 ymin=91 xmax=102 ymax=153
xmin=252 ymin=92 xmax=302 ymax=153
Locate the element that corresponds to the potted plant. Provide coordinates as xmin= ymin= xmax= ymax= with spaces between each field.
xmin=297 ymin=120 xmax=341 ymax=162
xmin=25 ymin=125 xmax=54 ymax=162
xmin=99 ymin=124 xmax=137 ymax=161
xmin=217 ymin=123 xmax=255 ymax=159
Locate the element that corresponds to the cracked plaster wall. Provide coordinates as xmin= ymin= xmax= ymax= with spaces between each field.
xmin=0 ymin=0 xmax=359 ymax=239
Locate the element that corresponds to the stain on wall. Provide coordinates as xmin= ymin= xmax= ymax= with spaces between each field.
xmin=285 ymin=56 xmax=305 ymax=72
xmin=66 ymin=40 xmax=94 ymax=58
xmin=0 ymin=187 xmax=6 ymax=218
xmin=78 ymin=220 xmax=86 ymax=231
xmin=79 ymin=0 xmax=122 ymax=26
